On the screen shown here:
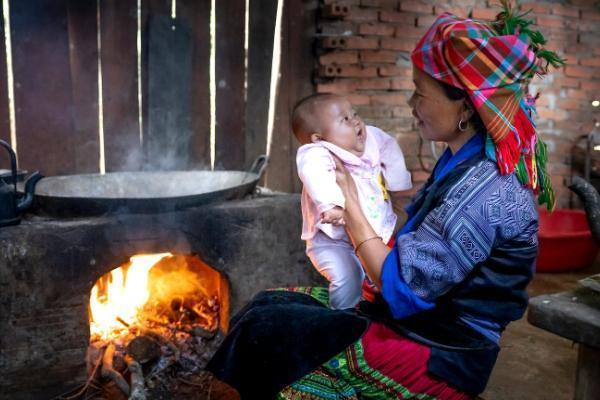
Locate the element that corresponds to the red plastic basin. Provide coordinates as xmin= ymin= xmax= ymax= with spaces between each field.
xmin=537 ymin=208 xmax=599 ymax=272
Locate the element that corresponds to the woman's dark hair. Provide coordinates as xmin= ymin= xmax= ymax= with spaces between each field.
xmin=439 ymin=81 xmax=486 ymax=133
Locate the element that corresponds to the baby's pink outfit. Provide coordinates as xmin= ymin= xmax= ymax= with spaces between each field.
xmin=296 ymin=125 xmax=412 ymax=309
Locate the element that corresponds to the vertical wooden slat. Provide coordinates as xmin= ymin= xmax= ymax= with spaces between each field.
xmin=245 ymin=0 xmax=278 ymax=168
xmin=146 ymin=15 xmax=192 ymax=170
xmin=178 ymin=0 xmax=210 ymax=169
xmin=266 ymin=0 xmax=317 ymax=192
xmin=0 ymin=8 xmax=10 ymax=151
xmin=67 ymin=0 xmax=100 ymax=173
xmin=10 ymin=0 xmax=76 ymax=176
xmin=100 ymin=0 xmax=141 ymax=172
xmin=141 ymin=0 xmax=170 ymax=153
xmin=215 ymin=0 xmax=245 ymax=170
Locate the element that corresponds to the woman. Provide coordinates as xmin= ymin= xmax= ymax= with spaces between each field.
xmin=204 ymin=4 xmax=563 ymax=399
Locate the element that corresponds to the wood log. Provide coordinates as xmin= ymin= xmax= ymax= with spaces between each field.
xmin=101 ymin=343 xmax=130 ymax=396
xmin=125 ymin=355 xmax=146 ymax=400
xmin=126 ymin=335 xmax=161 ymax=364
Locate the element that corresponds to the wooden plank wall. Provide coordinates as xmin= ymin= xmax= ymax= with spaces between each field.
xmin=0 ymin=0 xmax=314 ymax=192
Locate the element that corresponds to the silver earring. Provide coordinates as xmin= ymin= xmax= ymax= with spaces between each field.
xmin=458 ymin=118 xmax=468 ymax=132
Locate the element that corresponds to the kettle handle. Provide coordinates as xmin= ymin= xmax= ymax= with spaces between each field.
xmin=0 ymin=139 xmax=17 ymax=193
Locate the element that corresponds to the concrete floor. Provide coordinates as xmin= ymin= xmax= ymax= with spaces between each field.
xmin=481 ymin=258 xmax=600 ymax=400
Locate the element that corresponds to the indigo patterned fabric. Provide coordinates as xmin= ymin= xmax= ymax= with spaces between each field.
xmin=389 ymin=158 xmax=537 ymax=303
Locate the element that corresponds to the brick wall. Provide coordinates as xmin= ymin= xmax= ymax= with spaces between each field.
xmin=314 ymin=0 xmax=600 ymax=208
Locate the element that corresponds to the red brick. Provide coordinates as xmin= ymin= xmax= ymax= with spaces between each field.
xmin=370 ymin=93 xmax=407 ymax=105
xmin=581 ymin=81 xmax=600 ymax=91
xmin=380 ymin=37 xmax=414 ymax=51
xmin=316 ymin=80 xmax=358 ymax=94
xmin=553 ymin=77 xmax=580 ymax=88
xmin=355 ymin=105 xmax=394 ymax=118
xmin=552 ymin=5 xmax=580 ymax=18
xmin=574 ymin=19 xmax=599 ymax=32
xmin=565 ymin=66 xmax=596 ymax=79
xmin=378 ymin=65 xmax=408 ymax=76
xmin=345 ymin=7 xmax=379 ymax=21
xmin=519 ymin=2 xmax=552 ymax=15
xmin=434 ymin=5 xmax=468 ymax=18
xmin=566 ymin=89 xmax=588 ymax=99
xmin=391 ymin=77 xmax=414 ymax=90
xmin=323 ymin=0 xmax=360 ymax=4
xmin=360 ymin=50 xmax=399 ymax=63
xmin=356 ymin=78 xmax=392 ymax=90
xmin=557 ymin=98 xmax=582 ymax=110
xmin=358 ymin=22 xmax=396 ymax=36
xmin=400 ymin=0 xmax=433 ymax=15
xmin=581 ymin=10 xmax=600 ymax=21
xmin=346 ymin=94 xmax=371 ymax=105
xmin=323 ymin=65 xmax=379 ymax=78
xmin=470 ymin=8 xmax=498 ymax=21
xmin=392 ymin=105 xmax=413 ymax=117
xmin=580 ymin=58 xmax=600 ymax=68
xmin=379 ymin=11 xmax=416 ymax=24
xmin=536 ymin=15 xmax=565 ymax=29
xmin=322 ymin=3 xmax=351 ymax=19
xmin=579 ymin=32 xmax=600 ymax=46
xmin=318 ymin=21 xmax=357 ymax=36
xmin=536 ymin=107 xmax=568 ymax=120
xmin=319 ymin=51 xmax=359 ymax=65
xmin=416 ymin=14 xmax=438 ymax=27
xmin=395 ymin=25 xmax=427 ymax=39
xmin=321 ymin=36 xmax=379 ymax=50
xmin=360 ymin=0 xmax=399 ymax=8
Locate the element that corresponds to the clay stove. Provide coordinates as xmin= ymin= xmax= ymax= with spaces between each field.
xmin=0 ymin=194 xmax=323 ymax=400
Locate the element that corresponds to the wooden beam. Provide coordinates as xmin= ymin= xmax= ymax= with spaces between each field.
xmin=100 ymin=0 xmax=141 ymax=172
xmin=266 ymin=0 xmax=317 ymax=192
xmin=245 ymin=0 xmax=278 ymax=168
xmin=178 ymin=0 xmax=210 ymax=169
xmin=215 ymin=0 xmax=245 ymax=170
xmin=0 ymin=6 xmax=9 ymax=150
xmin=145 ymin=14 xmax=192 ymax=170
xmin=10 ymin=0 xmax=76 ymax=175
xmin=67 ymin=0 xmax=100 ymax=173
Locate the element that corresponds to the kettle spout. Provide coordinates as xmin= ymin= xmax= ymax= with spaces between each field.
xmin=17 ymin=171 xmax=43 ymax=212
xmin=569 ymin=176 xmax=600 ymax=243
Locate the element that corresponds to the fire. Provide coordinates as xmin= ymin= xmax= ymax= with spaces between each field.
xmin=90 ymin=253 xmax=172 ymax=340
xmin=89 ymin=253 xmax=228 ymax=341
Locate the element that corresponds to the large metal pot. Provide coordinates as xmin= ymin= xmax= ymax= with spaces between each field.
xmin=25 ymin=155 xmax=268 ymax=218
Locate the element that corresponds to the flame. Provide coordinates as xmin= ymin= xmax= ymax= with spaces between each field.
xmin=89 ymin=253 xmax=171 ymax=340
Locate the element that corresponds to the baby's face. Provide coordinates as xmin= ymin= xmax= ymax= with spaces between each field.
xmin=314 ymin=98 xmax=366 ymax=156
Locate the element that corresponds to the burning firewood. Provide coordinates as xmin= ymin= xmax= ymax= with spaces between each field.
xmin=126 ymin=336 xmax=161 ymax=364
xmin=125 ymin=355 xmax=146 ymax=400
xmin=101 ymin=343 xmax=130 ymax=396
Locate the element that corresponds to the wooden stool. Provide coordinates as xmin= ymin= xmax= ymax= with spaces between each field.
xmin=528 ymin=288 xmax=600 ymax=400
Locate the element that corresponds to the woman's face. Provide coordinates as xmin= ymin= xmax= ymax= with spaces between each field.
xmin=408 ymin=67 xmax=470 ymax=150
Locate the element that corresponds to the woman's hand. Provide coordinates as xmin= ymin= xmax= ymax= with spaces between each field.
xmin=332 ymin=156 xmax=359 ymax=205
xmin=332 ymin=155 xmax=391 ymax=288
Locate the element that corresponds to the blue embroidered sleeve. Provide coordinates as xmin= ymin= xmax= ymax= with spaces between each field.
xmin=381 ymin=161 xmax=537 ymax=319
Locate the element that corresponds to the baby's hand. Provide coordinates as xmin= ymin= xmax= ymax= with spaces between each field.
xmin=321 ymin=206 xmax=345 ymax=225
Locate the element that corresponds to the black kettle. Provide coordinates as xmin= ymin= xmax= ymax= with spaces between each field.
xmin=0 ymin=139 xmax=43 ymax=227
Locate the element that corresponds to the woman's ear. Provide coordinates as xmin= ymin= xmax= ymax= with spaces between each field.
xmin=310 ymin=133 xmax=322 ymax=143
xmin=461 ymin=100 xmax=475 ymax=122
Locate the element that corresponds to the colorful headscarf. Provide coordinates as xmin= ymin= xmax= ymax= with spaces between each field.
xmin=411 ymin=4 xmax=563 ymax=210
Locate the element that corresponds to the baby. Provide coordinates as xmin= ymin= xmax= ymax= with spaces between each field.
xmin=292 ymin=93 xmax=412 ymax=309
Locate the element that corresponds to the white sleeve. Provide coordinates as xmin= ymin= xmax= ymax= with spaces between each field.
xmin=370 ymin=126 xmax=412 ymax=191
xmin=296 ymin=145 xmax=345 ymax=213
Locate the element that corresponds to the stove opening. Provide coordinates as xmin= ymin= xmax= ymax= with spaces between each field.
xmin=82 ymin=253 xmax=229 ymax=398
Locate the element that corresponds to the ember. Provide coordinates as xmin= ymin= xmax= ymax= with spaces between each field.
xmin=62 ymin=254 xmax=229 ymax=399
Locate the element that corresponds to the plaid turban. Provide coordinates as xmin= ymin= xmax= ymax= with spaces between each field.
xmin=411 ymin=12 xmax=555 ymax=209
